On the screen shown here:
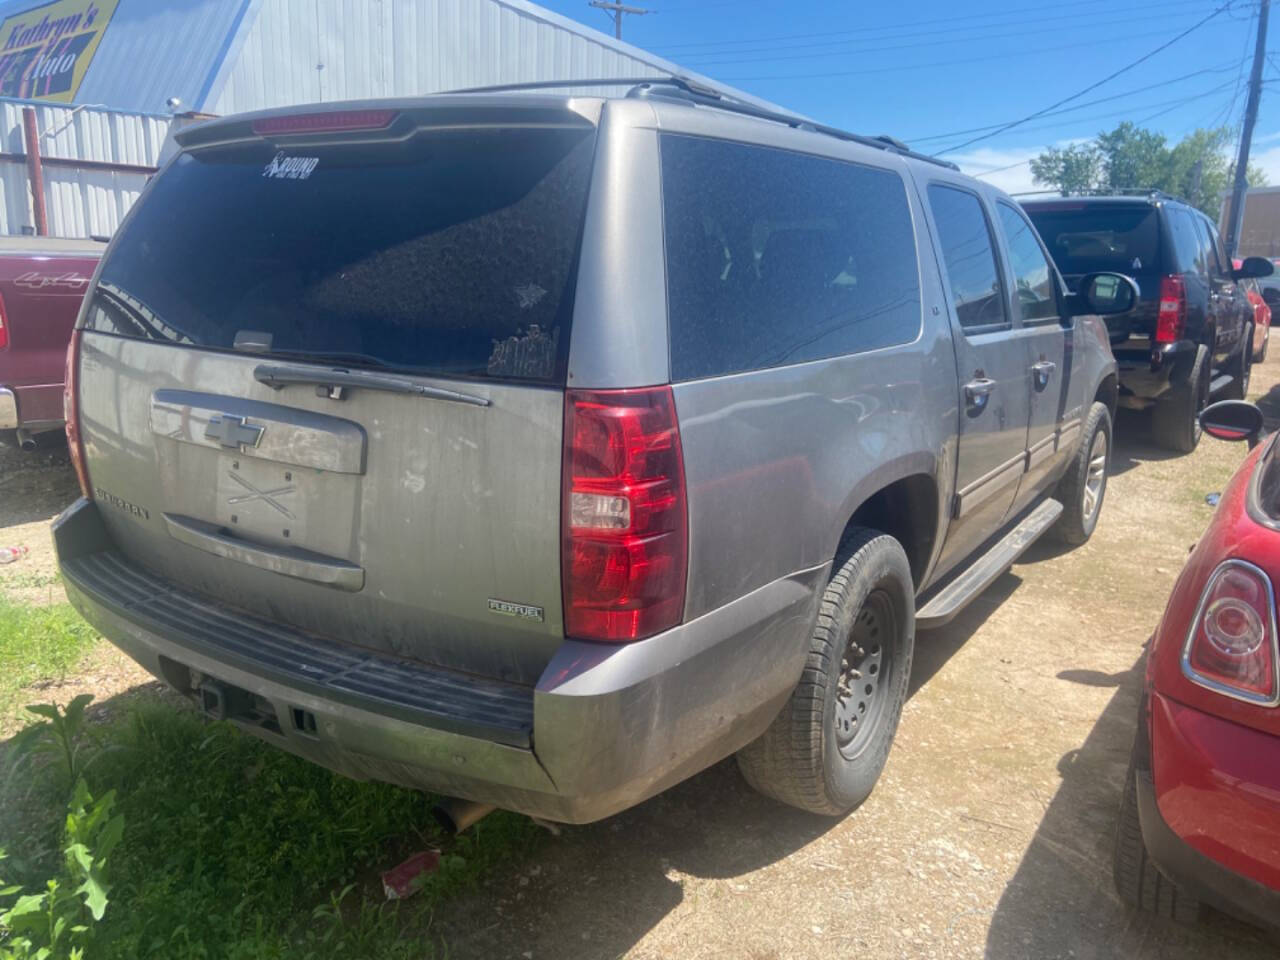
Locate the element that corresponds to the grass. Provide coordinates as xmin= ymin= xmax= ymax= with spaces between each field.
xmin=0 ymin=595 xmax=98 ymax=724
xmin=0 ymin=600 xmax=541 ymax=959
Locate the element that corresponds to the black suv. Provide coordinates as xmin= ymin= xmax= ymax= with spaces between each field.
xmin=1023 ymin=194 xmax=1273 ymax=451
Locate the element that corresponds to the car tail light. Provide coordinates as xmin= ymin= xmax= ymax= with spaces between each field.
xmin=562 ymin=387 xmax=687 ymax=642
xmin=251 ymin=109 xmax=398 ymax=135
xmin=63 ymin=329 xmax=91 ymax=498
xmin=0 ymin=292 xmax=7 ymax=350
xmin=1156 ymin=275 xmax=1187 ymax=344
xmin=1183 ymin=560 xmax=1279 ymax=704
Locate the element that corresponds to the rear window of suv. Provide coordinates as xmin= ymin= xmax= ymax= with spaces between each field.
xmin=660 ymin=134 xmax=921 ymax=381
xmin=84 ymin=125 xmax=597 ymax=383
xmin=1023 ymin=203 xmax=1160 ymax=276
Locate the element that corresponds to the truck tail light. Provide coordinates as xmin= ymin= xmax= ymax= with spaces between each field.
xmin=1156 ymin=275 xmax=1187 ymax=344
xmin=562 ymin=386 xmax=687 ymax=642
xmin=1183 ymin=560 xmax=1279 ymax=704
xmin=0 ymin=292 xmax=7 ymax=350
xmin=63 ymin=329 xmax=91 ymax=498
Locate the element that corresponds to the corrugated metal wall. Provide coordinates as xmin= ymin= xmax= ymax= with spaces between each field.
xmin=211 ymin=0 xmax=772 ymax=115
xmin=0 ymin=99 xmax=168 ymax=237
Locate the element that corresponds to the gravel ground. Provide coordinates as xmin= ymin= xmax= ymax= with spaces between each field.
xmin=3 ymin=360 xmax=1279 ymax=959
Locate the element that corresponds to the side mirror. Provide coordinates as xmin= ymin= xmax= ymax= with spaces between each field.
xmin=1233 ymin=256 xmax=1275 ymax=280
xmin=1072 ymin=272 xmax=1139 ymax=316
xmin=1200 ymin=399 xmax=1265 ymax=449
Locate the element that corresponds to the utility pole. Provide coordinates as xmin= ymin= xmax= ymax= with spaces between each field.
xmin=588 ymin=0 xmax=651 ymax=40
xmin=1226 ymin=0 xmax=1270 ymax=257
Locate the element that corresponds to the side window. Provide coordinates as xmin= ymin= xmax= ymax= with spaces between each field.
xmin=1208 ymin=223 xmax=1232 ymax=276
xmin=660 ymin=135 xmax=922 ymax=381
xmin=1167 ymin=208 xmax=1204 ymax=274
xmin=926 ymin=184 xmax=1008 ymax=331
xmin=1195 ymin=216 xmax=1223 ymax=275
xmin=996 ymin=202 xmax=1058 ymax=323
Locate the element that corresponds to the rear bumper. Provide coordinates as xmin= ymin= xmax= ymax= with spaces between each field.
xmin=55 ymin=498 xmax=822 ymax=823
xmin=1136 ymin=690 xmax=1280 ymax=932
xmin=0 ymin=382 xmax=63 ymax=431
xmin=1114 ymin=339 xmax=1197 ymax=406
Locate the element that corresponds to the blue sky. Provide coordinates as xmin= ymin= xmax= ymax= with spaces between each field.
xmin=536 ymin=0 xmax=1280 ymax=193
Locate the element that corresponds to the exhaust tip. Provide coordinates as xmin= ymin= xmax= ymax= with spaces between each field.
xmin=431 ymin=798 xmax=495 ymax=835
xmin=15 ymin=429 xmax=36 ymax=452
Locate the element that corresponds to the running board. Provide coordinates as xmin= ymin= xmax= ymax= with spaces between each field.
xmin=916 ymin=498 xmax=1063 ymax=630
xmin=1209 ymin=373 xmax=1234 ymax=395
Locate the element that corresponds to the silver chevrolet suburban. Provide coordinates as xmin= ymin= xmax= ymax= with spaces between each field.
xmin=54 ymin=81 xmax=1133 ymax=823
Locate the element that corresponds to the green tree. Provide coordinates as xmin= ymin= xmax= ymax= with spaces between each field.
xmin=1030 ymin=122 xmax=1269 ymax=217
xmin=1029 ymin=142 xmax=1102 ymax=194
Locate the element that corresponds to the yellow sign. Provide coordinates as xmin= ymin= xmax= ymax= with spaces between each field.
xmin=0 ymin=0 xmax=118 ymax=102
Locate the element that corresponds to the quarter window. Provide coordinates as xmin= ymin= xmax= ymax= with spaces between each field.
xmin=927 ymin=185 xmax=1007 ymax=330
xmin=997 ymin=202 xmax=1058 ymax=323
xmin=660 ymin=135 xmax=922 ymax=381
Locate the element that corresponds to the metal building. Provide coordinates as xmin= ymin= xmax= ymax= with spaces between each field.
xmin=0 ymin=0 xmax=780 ymax=236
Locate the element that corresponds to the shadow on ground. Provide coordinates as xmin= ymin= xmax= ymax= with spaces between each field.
xmin=984 ymin=654 xmax=1273 ymax=959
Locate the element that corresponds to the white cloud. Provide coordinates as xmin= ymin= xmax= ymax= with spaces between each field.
xmin=947 ymin=139 xmax=1091 ymax=196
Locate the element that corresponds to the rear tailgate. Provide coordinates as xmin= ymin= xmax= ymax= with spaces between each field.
xmin=1023 ymin=201 xmax=1161 ymax=342
xmin=77 ymin=104 xmax=599 ymax=686
xmin=0 ymin=246 xmax=99 ymax=424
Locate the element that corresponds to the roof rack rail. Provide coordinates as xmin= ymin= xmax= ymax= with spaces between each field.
xmin=439 ymin=76 xmax=960 ymax=171
xmin=1020 ymin=186 xmax=1190 ymax=204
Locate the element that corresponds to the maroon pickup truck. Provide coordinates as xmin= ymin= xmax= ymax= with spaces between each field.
xmin=0 ymin=236 xmax=102 ymax=449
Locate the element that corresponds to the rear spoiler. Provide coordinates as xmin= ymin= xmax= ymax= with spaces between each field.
xmin=174 ymin=96 xmax=601 ymax=151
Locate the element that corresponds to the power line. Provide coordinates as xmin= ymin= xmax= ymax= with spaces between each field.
xmin=719 ymin=25 xmax=1218 ymax=84
xmin=655 ymin=0 xmax=1200 ymax=52
xmin=934 ymin=2 xmax=1237 ymax=156
xmin=671 ymin=1 xmax=1213 ymax=65
xmin=944 ymin=80 xmax=1239 ymax=155
xmin=906 ymin=61 xmax=1246 ymax=144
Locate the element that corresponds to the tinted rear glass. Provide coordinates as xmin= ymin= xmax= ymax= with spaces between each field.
xmin=85 ymin=126 xmax=597 ymax=382
xmin=660 ymin=135 xmax=921 ymax=381
xmin=1023 ymin=204 xmax=1160 ymax=276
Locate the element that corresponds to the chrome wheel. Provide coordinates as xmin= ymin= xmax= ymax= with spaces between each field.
xmin=1083 ymin=428 xmax=1107 ymax=522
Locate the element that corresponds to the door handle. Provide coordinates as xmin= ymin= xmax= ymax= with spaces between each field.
xmin=964 ymin=377 xmax=996 ymax=413
xmin=1031 ymin=360 xmax=1056 ymax=390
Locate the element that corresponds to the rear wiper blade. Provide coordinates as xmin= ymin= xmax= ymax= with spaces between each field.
xmin=254 ymin=362 xmax=490 ymax=407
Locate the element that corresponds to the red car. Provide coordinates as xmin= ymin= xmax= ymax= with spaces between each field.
xmin=1115 ymin=398 xmax=1280 ymax=930
xmin=0 ymin=236 xmax=102 ymax=449
xmin=1234 ymin=258 xmax=1272 ymax=362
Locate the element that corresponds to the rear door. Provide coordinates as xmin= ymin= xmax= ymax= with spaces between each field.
xmin=1197 ymin=215 xmax=1246 ymax=370
xmin=993 ymin=201 xmax=1078 ymax=509
xmin=923 ymin=182 xmax=1031 ymax=571
xmin=77 ymin=108 xmax=599 ymax=686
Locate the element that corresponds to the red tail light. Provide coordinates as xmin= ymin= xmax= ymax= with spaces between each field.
xmin=0 ymin=292 xmax=8 ymax=350
xmin=251 ymin=109 xmax=398 ymax=136
xmin=1156 ymin=275 xmax=1187 ymax=344
xmin=1183 ymin=560 xmax=1279 ymax=705
xmin=562 ymin=387 xmax=687 ymax=642
xmin=63 ymin=329 xmax=91 ymax=498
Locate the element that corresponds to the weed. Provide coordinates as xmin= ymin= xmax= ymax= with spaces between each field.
xmin=0 ymin=600 xmax=97 ymax=726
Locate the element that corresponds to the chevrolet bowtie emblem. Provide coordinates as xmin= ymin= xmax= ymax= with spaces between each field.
xmin=205 ymin=414 xmax=265 ymax=450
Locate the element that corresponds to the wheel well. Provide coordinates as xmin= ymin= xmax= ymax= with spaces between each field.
xmin=843 ymin=474 xmax=937 ymax=589
xmin=1095 ymin=373 xmax=1118 ymax=419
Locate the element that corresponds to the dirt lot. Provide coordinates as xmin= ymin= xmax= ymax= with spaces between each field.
xmin=3 ymin=360 xmax=1280 ymax=959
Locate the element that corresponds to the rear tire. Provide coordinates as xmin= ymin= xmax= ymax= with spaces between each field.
xmin=1052 ymin=401 xmax=1111 ymax=545
xmin=1152 ymin=344 xmax=1208 ymax=453
xmin=1113 ymin=760 xmax=1203 ymax=925
xmin=736 ymin=528 xmax=914 ymax=816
